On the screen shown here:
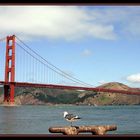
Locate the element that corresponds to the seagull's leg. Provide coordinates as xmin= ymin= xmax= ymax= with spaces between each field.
xmin=71 ymin=121 xmax=72 ymax=127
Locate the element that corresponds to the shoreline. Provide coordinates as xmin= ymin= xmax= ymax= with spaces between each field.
xmin=0 ymin=103 xmax=139 ymax=106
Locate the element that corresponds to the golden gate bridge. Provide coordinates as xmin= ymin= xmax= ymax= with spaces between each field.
xmin=0 ymin=35 xmax=140 ymax=105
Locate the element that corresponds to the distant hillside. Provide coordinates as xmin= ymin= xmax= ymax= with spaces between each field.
xmin=97 ymin=82 xmax=140 ymax=92
xmin=84 ymin=82 xmax=140 ymax=105
xmin=97 ymin=82 xmax=130 ymax=90
xmin=0 ymin=82 xmax=140 ymax=105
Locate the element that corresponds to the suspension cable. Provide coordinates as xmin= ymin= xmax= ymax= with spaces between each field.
xmin=16 ymin=42 xmax=89 ymax=86
xmin=15 ymin=36 xmax=93 ymax=87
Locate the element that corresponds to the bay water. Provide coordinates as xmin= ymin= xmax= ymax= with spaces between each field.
xmin=0 ymin=105 xmax=139 ymax=134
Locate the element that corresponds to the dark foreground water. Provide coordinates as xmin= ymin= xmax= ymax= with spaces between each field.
xmin=0 ymin=105 xmax=139 ymax=134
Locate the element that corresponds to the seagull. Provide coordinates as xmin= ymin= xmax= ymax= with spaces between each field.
xmin=63 ymin=111 xmax=81 ymax=126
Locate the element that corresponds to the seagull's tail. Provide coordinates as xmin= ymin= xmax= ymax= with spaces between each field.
xmin=75 ymin=116 xmax=81 ymax=119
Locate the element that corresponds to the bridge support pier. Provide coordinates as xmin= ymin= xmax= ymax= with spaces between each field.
xmin=4 ymin=84 xmax=15 ymax=104
xmin=4 ymin=35 xmax=15 ymax=105
xmin=4 ymin=85 xmax=10 ymax=103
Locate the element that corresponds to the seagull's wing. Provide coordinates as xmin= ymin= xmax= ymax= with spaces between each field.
xmin=65 ymin=113 xmax=80 ymax=120
xmin=65 ymin=113 xmax=74 ymax=119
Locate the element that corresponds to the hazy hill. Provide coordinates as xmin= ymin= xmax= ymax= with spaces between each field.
xmin=97 ymin=82 xmax=130 ymax=90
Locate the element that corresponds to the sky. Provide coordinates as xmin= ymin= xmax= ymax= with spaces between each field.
xmin=0 ymin=5 xmax=140 ymax=87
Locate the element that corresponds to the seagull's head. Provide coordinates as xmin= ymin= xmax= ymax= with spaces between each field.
xmin=63 ymin=111 xmax=68 ymax=118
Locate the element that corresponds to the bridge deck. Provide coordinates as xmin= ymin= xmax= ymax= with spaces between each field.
xmin=0 ymin=81 xmax=140 ymax=95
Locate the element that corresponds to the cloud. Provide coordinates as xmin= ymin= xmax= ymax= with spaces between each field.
xmin=0 ymin=6 xmax=140 ymax=41
xmin=81 ymin=49 xmax=92 ymax=57
xmin=88 ymin=6 xmax=140 ymax=39
xmin=0 ymin=6 xmax=116 ymax=41
xmin=126 ymin=73 xmax=140 ymax=83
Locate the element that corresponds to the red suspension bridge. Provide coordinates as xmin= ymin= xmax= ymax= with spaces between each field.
xmin=0 ymin=35 xmax=140 ymax=105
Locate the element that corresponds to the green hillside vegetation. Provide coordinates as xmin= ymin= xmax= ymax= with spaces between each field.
xmin=98 ymin=94 xmax=111 ymax=103
xmin=15 ymin=87 xmax=97 ymax=104
xmin=0 ymin=86 xmax=3 ymax=95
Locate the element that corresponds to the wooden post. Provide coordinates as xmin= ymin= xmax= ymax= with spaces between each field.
xmin=49 ymin=125 xmax=117 ymax=135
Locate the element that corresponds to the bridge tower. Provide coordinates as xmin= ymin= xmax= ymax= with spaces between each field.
xmin=4 ymin=35 xmax=15 ymax=104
